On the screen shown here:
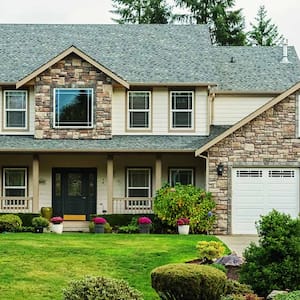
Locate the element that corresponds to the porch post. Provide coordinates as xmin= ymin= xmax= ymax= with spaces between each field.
xmin=107 ymin=154 xmax=114 ymax=214
xmin=155 ymin=154 xmax=162 ymax=192
xmin=32 ymin=154 xmax=40 ymax=213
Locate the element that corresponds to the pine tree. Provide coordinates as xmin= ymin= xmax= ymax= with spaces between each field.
xmin=111 ymin=0 xmax=172 ymax=24
xmin=248 ymin=5 xmax=283 ymax=46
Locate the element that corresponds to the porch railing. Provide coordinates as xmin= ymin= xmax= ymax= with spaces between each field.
xmin=0 ymin=197 xmax=33 ymax=213
xmin=112 ymin=197 xmax=154 ymax=214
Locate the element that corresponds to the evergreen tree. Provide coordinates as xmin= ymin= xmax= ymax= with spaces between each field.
xmin=111 ymin=0 xmax=172 ymax=24
xmin=175 ymin=0 xmax=246 ymax=45
xmin=248 ymin=5 xmax=283 ymax=46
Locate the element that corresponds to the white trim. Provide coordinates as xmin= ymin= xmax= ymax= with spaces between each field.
xmin=3 ymin=167 xmax=27 ymax=197
xmin=53 ymin=88 xmax=94 ymax=129
xmin=170 ymin=91 xmax=194 ymax=130
xmin=126 ymin=168 xmax=151 ymax=198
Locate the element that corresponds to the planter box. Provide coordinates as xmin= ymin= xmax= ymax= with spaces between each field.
xmin=95 ymin=224 xmax=105 ymax=233
xmin=139 ymin=224 xmax=151 ymax=234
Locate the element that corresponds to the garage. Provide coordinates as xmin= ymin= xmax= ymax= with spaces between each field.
xmin=232 ymin=168 xmax=299 ymax=234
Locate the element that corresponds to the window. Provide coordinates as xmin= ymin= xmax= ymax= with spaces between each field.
xmin=4 ymin=90 xmax=27 ymax=129
xmin=128 ymin=91 xmax=151 ymax=129
xmin=169 ymin=168 xmax=194 ymax=186
xmin=126 ymin=168 xmax=151 ymax=209
xmin=3 ymin=168 xmax=27 ymax=197
xmin=54 ymin=88 xmax=93 ymax=128
xmin=170 ymin=91 xmax=194 ymax=129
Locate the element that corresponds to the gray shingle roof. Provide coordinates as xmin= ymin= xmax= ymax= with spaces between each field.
xmin=0 ymin=24 xmax=300 ymax=92
xmin=0 ymin=126 xmax=229 ymax=152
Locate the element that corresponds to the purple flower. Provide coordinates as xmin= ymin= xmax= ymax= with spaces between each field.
xmin=207 ymin=211 xmax=213 ymax=217
xmin=50 ymin=216 xmax=63 ymax=224
xmin=177 ymin=218 xmax=190 ymax=225
xmin=138 ymin=217 xmax=152 ymax=224
xmin=93 ymin=217 xmax=107 ymax=224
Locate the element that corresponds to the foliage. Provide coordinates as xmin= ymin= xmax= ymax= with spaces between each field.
xmin=224 ymin=279 xmax=253 ymax=296
xmin=138 ymin=216 xmax=152 ymax=224
xmin=50 ymin=216 xmax=64 ymax=224
xmin=211 ymin=263 xmax=227 ymax=273
xmin=63 ymin=275 xmax=143 ymax=300
xmin=248 ymin=5 xmax=282 ymax=46
xmin=0 ymin=214 xmax=22 ymax=232
xmin=151 ymin=263 xmax=227 ymax=299
xmin=154 ymin=183 xmax=216 ymax=233
xmin=89 ymin=222 xmax=112 ymax=233
xmin=239 ymin=210 xmax=300 ymax=297
xmin=93 ymin=217 xmax=107 ymax=224
xmin=274 ymin=291 xmax=300 ymax=300
xmin=177 ymin=217 xmax=189 ymax=225
xmin=221 ymin=294 xmax=260 ymax=300
xmin=196 ymin=241 xmax=226 ymax=263
xmin=32 ymin=216 xmax=50 ymax=228
xmin=111 ymin=0 xmax=172 ymax=24
xmin=118 ymin=216 xmax=139 ymax=233
xmin=175 ymin=0 xmax=246 ymax=45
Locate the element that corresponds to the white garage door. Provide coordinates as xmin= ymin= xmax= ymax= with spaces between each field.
xmin=232 ymin=168 xmax=299 ymax=234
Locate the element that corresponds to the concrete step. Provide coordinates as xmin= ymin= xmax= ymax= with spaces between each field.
xmin=63 ymin=221 xmax=90 ymax=232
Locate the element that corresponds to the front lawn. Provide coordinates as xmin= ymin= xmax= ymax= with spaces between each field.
xmin=0 ymin=233 xmax=229 ymax=300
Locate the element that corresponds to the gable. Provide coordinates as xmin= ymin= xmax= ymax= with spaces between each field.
xmin=195 ymin=81 xmax=300 ymax=156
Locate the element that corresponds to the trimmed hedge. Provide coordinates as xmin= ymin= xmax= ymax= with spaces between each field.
xmin=151 ymin=263 xmax=227 ymax=300
xmin=0 ymin=213 xmax=40 ymax=227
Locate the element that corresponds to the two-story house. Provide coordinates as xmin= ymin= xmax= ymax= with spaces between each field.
xmin=0 ymin=24 xmax=300 ymax=234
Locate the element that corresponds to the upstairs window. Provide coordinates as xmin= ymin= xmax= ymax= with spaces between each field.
xmin=170 ymin=91 xmax=194 ymax=129
xmin=128 ymin=91 xmax=151 ymax=129
xmin=4 ymin=90 xmax=27 ymax=129
xmin=54 ymin=88 xmax=93 ymax=128
xmin=169 ymin=168 xmax=194 ymax=186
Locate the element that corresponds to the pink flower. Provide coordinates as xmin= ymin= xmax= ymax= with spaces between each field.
xmin=177 ymin=218 xmax=190 ymax=225
xmin=50 ymin=216 xmax=63 ymax=224
xmin=138 ymin=217 xmax=152 ymax=224
xmin=93 ymin=217 xmax=107 ymax=224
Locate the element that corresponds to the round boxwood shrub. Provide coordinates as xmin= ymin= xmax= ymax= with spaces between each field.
xmin=151 ymin=263 xmax=227 ymax=300
xmin=0 ymin=214 xmax=22 ymax=232
xmin=63 ymin=276 xmax=143 ymax=300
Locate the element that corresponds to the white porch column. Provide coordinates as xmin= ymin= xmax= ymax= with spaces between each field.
xmin=107 ymin=154 xmax=114 ymax=214
xmin=155 ymin=154 xmax=162 ymax=192
xmin=32 ymin=154 xmax=40 ymax=213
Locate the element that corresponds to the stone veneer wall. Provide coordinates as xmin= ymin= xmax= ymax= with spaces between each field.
xmin=35 ymin=53 xmax=112 ymax=139
xmin=208 ymin=94 xmax=300 ymax=234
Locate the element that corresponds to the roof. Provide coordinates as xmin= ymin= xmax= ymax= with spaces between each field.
xmin=0 ymin=24 xmax=300 ymax=92
xmin=195 ymin=81 xmax=300 ymax=156
xmin=0 ymin=126 xmax=229 ymax=153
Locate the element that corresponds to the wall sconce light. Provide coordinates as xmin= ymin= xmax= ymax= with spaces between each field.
xmin=217 ymin=163 xmax=224 ymax=176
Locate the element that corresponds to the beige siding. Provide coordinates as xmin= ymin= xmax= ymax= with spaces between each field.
xmin=112 ymin=87 xmax=209 ymax=135
xmin=213 ymin=95 xmax=272 ymax=125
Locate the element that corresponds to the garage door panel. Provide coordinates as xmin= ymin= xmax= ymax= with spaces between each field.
xmin=232 ymin=168 xmax=299 ymax=234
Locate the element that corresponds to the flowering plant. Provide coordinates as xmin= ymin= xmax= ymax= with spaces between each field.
xmin=50 ymin=216 xmax=63 ymax=224
xmin=138 ymin=216 xmax=152 ymax=225
xmin=177 ymin=217 xmax=190 ymax=226
xmin=93 ymin=217 xmax=107 ymax=224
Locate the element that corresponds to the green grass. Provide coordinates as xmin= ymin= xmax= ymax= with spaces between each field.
xmin=0 ymin=233 xmax=229 ymax=300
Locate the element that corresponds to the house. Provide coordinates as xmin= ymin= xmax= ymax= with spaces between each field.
xmin=0 ymin=24 xmax=300 ymax=234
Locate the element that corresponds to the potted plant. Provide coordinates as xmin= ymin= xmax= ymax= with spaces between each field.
xmin=50 ymin=216 xmax=64 ymax=234
xmin=138 ymin=216 xmax=152 ymax=234
xmin=93 ymin=217 xmax=107 ymax=233
xmin=177 ymin=217 xmax=190 ymax=235
xmin=32 ymin=216 xmax=49 ymax=233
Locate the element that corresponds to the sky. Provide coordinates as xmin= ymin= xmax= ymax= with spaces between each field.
xmin=1 ymin=0 xmax=299 ymax=55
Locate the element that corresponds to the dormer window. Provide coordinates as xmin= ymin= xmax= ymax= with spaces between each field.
xmin=4 ymin=90 xmax=28 ymax=130
xmin=54 ymin=88 xmax=93 ymax=128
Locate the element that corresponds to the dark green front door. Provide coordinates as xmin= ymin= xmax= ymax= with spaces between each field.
xmin=52 ymin=168 xmax=97 ymax=219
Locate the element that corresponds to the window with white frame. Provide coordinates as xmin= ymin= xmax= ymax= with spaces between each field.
xmin=169 ymin=168 xmax=194 ymax=186
xmin=128 ymin=91 xmax=151 ymax=129
xmin=126 ymin=168 xmax=151 ymax=208
xmin=4 ymin=90 xmax=27 ymax=129
xmin=54 ymin=88 xmax=93 ymax=128
xmin=170 ymin=91 xmax=194 ymax=129
xmin=3 ymin=168 xmax=27 ymax=197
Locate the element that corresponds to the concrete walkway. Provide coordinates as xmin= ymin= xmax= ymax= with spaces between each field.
xmin=216 ymin=235 xmax=259 ymax=257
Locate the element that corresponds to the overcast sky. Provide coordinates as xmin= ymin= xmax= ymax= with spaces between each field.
xmin=1 ymin=0 xmax=299 ymax=54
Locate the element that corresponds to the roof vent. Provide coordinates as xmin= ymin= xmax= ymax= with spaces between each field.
xmin=281 ymin=39 xmax=290 ymax=63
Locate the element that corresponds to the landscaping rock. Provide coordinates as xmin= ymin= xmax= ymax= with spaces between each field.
xmin=215 ymin=253 xmax=244 ymax=266
xmin=267 ymin=290 xmax=288 ymax=299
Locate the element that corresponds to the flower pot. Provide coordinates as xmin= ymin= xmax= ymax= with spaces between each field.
xmin=51 ymin=223 xmax=63 ymax=234
xmin=178 ymin=225 xmax=190 ymax=235
xmin=139 ymin=224 xmax=151 ymax=234
xmin=34 ymin=226 xmax=44 ymax=233
xmin=95 ymin=224 xmax=105 ymax=233
xmin=41 ymin=207 xmax=53 ymax=220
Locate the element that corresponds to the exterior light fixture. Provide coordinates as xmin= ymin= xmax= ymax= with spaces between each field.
xmin=217 ymin=163 xmax=224 ymax=176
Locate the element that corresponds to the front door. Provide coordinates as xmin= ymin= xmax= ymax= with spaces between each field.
xmin=52 ymin=168 xmax=97 ymax=220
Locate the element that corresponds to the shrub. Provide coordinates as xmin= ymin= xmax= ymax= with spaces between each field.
xmin=0 ymin=214 xmax=22 ymax=232
xmin=32 ymin=216 xmax=49 ymax=228
xmin=211 ymin=263 xmax=227 ymax=273
xmin=196 ymin=241 xmax=226 ymax=263
xmin=225 ymin=279 xmax=253 ymax=296
xmin=151 ymin=263 xmax=227 ymax=300
xmin=89 ymin=222 xmax=112 ymax=233
xmin=62 ymin=275 xmax=143 ymax=300
xmin=118 ymin=217 xmax=139 ymax=233
xmin=153 ymin=183 xmax=216 ymax=233
xmin=221 ymin=295 xmax=260 ymax=300
xmin=275 ymin=291 xmax=300 ymax=300
xmin=239 ymin=210 xmax=300 ymax=297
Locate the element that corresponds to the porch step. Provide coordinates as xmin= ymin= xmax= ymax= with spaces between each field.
xmin=63 ymin=221 xmax=90 ymax=232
